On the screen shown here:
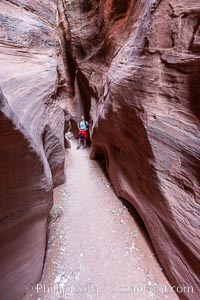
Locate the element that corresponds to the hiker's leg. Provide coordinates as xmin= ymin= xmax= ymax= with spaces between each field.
xmin=77 ymin=138 xmax=81 ymax=149
xmin=83 ymin=138 xmax=86 ymax=148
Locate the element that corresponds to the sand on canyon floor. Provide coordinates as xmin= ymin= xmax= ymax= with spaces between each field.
xmin=20 ymin=139 xmax=179 ymax=300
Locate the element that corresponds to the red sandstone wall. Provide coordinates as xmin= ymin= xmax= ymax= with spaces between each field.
xmin=62 ymin=1 xmax=200 ymax=299
xmin=0 ymin=1 xmax=67 ymax=298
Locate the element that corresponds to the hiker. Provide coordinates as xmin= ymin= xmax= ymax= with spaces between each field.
xmin=77 ymin=115 xmax=89 ymax=149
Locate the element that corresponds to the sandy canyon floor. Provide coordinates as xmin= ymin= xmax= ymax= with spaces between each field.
xmin=20 ymin=139 xmax=178 ymax=300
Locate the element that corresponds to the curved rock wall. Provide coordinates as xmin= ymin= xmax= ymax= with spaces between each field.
xmin=0 ymin=0 xmax=67 ymax=298
xmin=61 ymin=0 xmax=200 ymax=299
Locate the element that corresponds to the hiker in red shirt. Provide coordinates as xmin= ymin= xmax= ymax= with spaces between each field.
xmin=77 ymin=115 xmax=89 ymax=149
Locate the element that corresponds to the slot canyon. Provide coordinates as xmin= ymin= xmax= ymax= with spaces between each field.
xmin=0 ymin=0 xmax=199 ymax=300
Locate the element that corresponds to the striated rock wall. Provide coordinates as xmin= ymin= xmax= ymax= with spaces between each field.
xmin=61 ymin=0 xmax=200 ymax=299
xmin=0 ymin=0 xmax=67 ymax=298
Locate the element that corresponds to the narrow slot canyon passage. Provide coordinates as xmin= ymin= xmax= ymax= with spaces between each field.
xmin=1 ymin=1 xmax=200 ymax=299
xmin=20 ymin=140 xmax=178 ymax=300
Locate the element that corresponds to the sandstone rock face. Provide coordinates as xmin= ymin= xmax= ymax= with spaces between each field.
xmin=0 ymin=1 xmax=66 ymax=298
xmin=61 ymin=0 xmax=200 ymax=299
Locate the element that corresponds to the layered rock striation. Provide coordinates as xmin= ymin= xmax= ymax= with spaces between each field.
xmin=60 ymin=0 xmax=200 ymax=299
xmin=0 ymin=0 xmax=66 ymax=298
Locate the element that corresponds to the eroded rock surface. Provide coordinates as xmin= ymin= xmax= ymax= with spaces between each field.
xmin=0 ymin=1 xmax=66 ymax=298
xmin=60 ymin=0 xmax=200 ymax=299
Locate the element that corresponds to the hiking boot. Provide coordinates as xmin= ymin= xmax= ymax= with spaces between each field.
xmin=76 ymin=145 xmax=80 ymax=150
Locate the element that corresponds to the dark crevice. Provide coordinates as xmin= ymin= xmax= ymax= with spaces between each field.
xmin=76 ymin=68 xmax=93 ymax=120
xmin=110 ymin=0 xmax=129 ymax=19
xmin=79 ymin=0 xmax=93 ymax=13
xmin=188 ymin=64 xmax=200 ymax=122
xmin=57 ymin=0 xmax=77 ymax=100
xmin=189 ymin=17 xmax=200 ymax=52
